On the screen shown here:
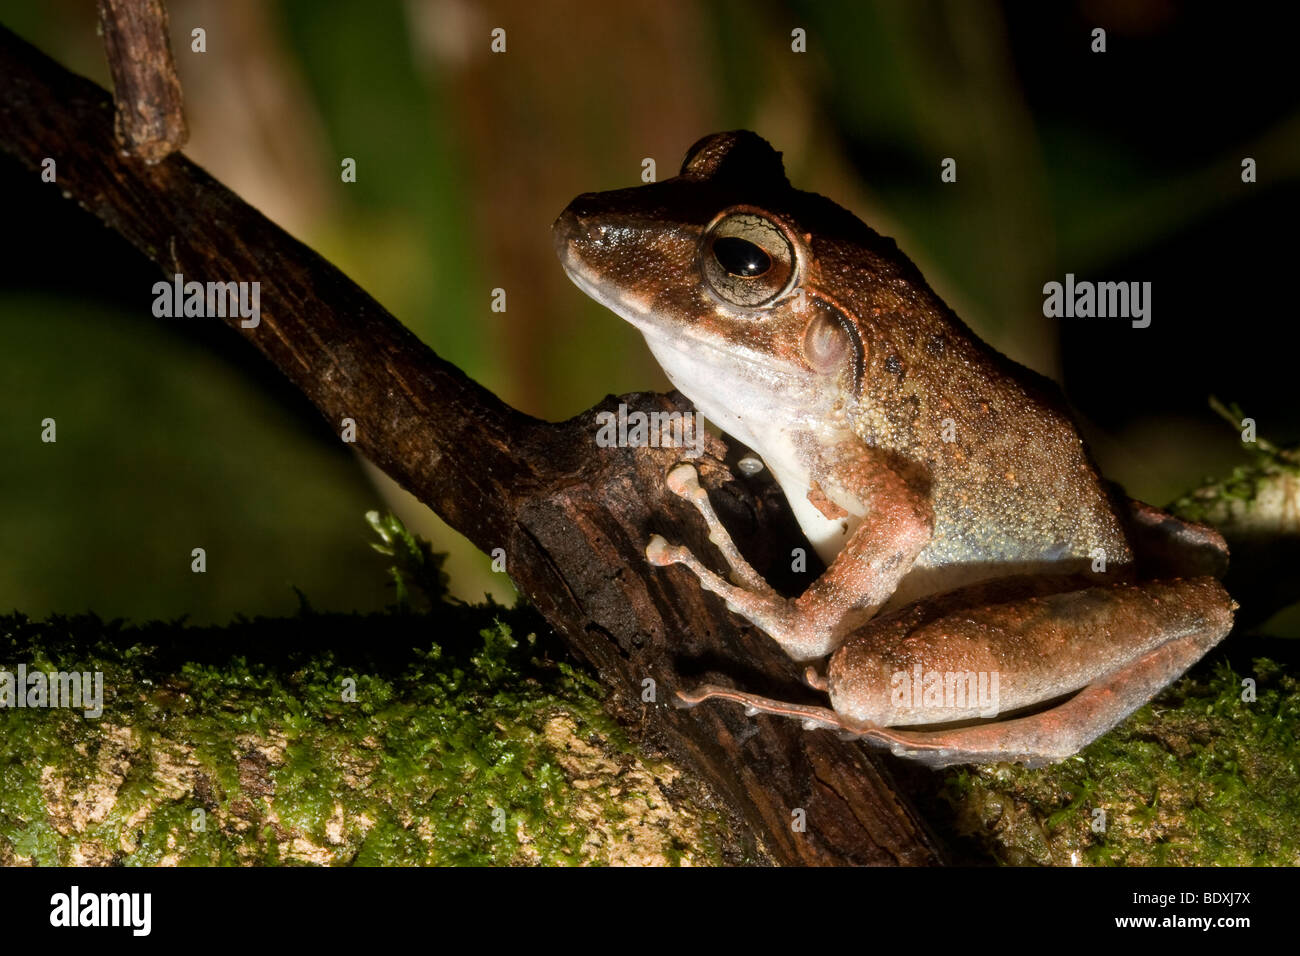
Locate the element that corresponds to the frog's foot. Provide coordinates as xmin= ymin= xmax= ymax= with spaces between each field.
xmin=648 ymin=534 xmax=841 ymax=659
xmin=663 ymin=463 xmax=772 ymax=592
xmin=649 ymin=464 xmax=845 ymax=660
xmin=677 ymin=683 xmax=866 ymax=734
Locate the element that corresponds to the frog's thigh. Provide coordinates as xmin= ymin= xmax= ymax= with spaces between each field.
xmin=868 ymin=611 xmax=1230 ymax=769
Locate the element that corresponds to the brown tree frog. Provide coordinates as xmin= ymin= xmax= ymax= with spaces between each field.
xmin=553 ymin=131 xmax=1235 ymax=768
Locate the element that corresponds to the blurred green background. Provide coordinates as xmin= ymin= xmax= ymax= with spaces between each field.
xmin=1 ymin=0 xmax=1296 ymax=624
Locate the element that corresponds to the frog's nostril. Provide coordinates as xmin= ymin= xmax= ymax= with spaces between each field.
xmin=552 ymin=204 xmax=598 ymax=263
xmin=553 ymin=199 xmax=612 ymax=255
xmin=567 ymin=192 xmax=604 ymax=219
xmin=552 ymin=205 xmax=581 ymax=241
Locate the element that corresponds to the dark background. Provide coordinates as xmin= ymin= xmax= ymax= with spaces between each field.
xmin=1 ymin=0 xmax=1295 ymax=626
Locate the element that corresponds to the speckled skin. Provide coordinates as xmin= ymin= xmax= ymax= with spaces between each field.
xmin=554 ymin=131 xmax=1235 ymax=766
xmin=827 ymin=577 xmax=1233 ymax=726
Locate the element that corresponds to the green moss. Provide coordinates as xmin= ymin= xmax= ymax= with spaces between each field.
xmin=935 ymin=655 xmax=1300 ymax=865
xmin=0 ymin=518 xmax=730 ymax=866
xmin=1169 ymin=398 xmax=1300 ymax=529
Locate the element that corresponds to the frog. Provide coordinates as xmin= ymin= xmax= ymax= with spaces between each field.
xmin=552 ymin=130 xmax=1235 ymax=768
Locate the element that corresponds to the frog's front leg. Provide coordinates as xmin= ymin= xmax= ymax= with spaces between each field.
xmin=648 ymin=460 xmax=931 ymax=661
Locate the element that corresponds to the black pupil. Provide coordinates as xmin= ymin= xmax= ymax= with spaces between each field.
xmin=713 ymin=236 xmax=771 ymax=277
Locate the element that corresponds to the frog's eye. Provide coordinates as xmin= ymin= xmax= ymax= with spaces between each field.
xmin=702 ymin=213 xmax=795 ymax=308
xmin=712 ymin=237 xmax=770 ymax=277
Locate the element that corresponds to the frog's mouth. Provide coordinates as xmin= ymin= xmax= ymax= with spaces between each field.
xmin=559 ymin=249 xmax=825 ymax=423
xmin=556 ymin=244 xmax=652 ymax=325
xmin=564 ymin=251 xmax=835 ymax=409
xmin=552 ymin=205 xmax=664 ymax=329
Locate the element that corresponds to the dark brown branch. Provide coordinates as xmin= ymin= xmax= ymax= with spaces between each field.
xmin=96 ymin=0 xmax=187 ymax=162
xmin=0 ymin=24 xmax=943 ymax=865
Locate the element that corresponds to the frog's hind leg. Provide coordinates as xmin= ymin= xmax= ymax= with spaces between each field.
xmin=682 ymin=621 xmax=1229 ymax=767
xmin=677 ymin=683 xmax=865 ymax=734
xmin=858 ymin=620 xmax=1232 ymax=769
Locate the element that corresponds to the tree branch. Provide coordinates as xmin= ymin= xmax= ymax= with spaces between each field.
xmin=95 ymin=0 xmax=187 ymax=162
xmin=0 ymin=23 xmax=943 ymax=865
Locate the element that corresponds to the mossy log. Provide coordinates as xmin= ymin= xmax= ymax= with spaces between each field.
xmin=0 ymin=597 xmax=736 ymax=866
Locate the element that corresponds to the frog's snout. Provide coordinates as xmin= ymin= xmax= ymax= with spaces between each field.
xmin=552 ymin=194 xmax=603 ymax=245
xmin=551 ymin=196 xmax=608 ymax=275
